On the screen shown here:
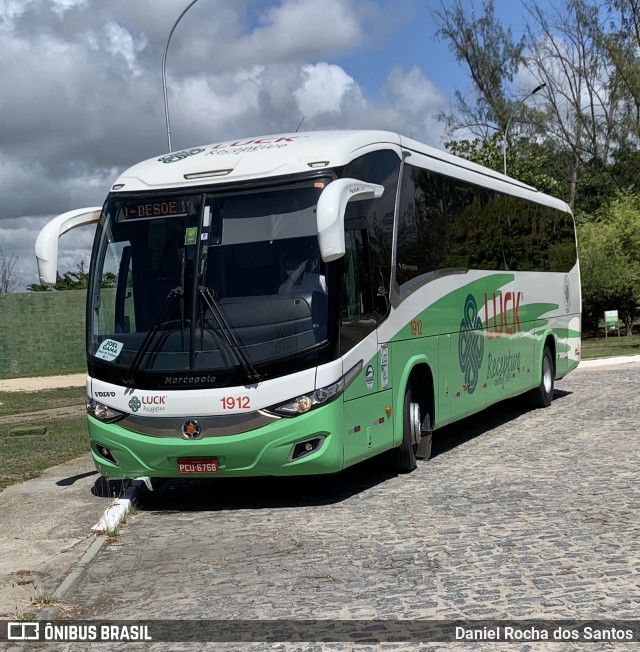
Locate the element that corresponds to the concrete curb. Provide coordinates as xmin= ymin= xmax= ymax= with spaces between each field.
xmin=578 ymin=354 xmax=640 ymax=368
xmin=5 ymin=537 xmax=105 ymax=652
xmin=91 ymin=479 xmax=145 ymax=535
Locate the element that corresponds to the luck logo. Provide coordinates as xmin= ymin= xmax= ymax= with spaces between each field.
xmin=458 ymin=294 xmax=484 ymax=395
xmin=158 ymin=148 xmax=204 ymax=164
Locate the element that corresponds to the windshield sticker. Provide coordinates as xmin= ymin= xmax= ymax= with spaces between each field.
xmin=184 ymin=227 xmax=198 ymax=245
xmin=365 ymin=364 xmax=375 ymax=390
xmin=96 ymin=339 xmax=124 ymax=362
xmin=158 ymin=148 xmax=204 ymax=164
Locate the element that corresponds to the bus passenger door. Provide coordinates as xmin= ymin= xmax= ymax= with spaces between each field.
xmin=341 ymin=225 xmax=394 ymax=465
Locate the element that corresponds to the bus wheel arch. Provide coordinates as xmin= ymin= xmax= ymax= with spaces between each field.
xmin=391 ymin=361 xmax=435 ymax=472
xmin=545 ymin=334 xmax=557 ymax=377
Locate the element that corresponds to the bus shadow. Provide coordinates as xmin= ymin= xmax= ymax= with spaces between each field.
xmin=431 ymin=389 xmax=572 ymax=458
xmin=139 ymin=390 xmax=572 ymax=511
xmin=140 ymin=456 xmax=393 ymax=512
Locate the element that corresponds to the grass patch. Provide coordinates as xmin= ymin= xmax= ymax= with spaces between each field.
xmin=0 ymin=416 xmax=89 ymax=492
xmin=30 ymin=590 xmax=59 ymax=608
xmin=581 ymin=334 xmax=640 ymax=359
xmin=0 ymin=387 xmax=86 ymax=416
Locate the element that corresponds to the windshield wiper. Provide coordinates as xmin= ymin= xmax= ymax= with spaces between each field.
xmin=124 ymin=287 xmax=182 ymax=386
xmin=198 ymin=286 xmax=263 ymax=384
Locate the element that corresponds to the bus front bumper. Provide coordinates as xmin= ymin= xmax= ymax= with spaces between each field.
xmin=87 ymin=402 xmax=344 ymax=478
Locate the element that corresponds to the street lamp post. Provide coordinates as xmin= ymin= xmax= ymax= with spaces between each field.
xmin=502 ymin=83 xmax=546 ymax=176
xmin=162 ymin=0 xmax=201 ymax=153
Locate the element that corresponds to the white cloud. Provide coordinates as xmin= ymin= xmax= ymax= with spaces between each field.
xmin=0 ymin=1 xmax=449 ymax=291
xmin=0 ymin=0 xmax=35 ymax=28
xmin=104 ymin=21 xmax=148 ymax=76
xmin=0 ymin=216 xmax=95 ymax=290
xmin=51 ymin=0 xmax=87 ymax=16
xmin=294 ymin=63 xmax=363 ymax=119
xmin=382 ymin=66 xmax=447 ymax=144
xmin=385 ymin=66 xmax=442 ymax=114
xmin=224 ymin=0 xmax=363 ymax=69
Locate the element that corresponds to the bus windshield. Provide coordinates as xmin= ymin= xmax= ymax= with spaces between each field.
xmin=88 ymin=178 xmax=332 ymax=387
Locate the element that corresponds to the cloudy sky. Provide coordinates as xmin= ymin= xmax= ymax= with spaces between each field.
xmin=0 ymin=0 xmax=526 ymax=290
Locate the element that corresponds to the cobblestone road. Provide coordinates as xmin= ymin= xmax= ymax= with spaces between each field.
xmin=36 ymin=364 xmax=640 ymax=651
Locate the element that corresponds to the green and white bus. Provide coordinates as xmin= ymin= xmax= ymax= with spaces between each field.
xmin=35 ymin=130 xmax=580 ymax=480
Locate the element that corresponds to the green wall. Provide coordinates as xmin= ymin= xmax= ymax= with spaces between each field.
xmin=0 ymin=291 xmax=87 ymax=376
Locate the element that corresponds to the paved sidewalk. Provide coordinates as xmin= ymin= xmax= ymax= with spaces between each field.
xmin=0 ymin=374 xmax=86 ymax=393
xmin=0 ymin=455 xmax=119 ymax=618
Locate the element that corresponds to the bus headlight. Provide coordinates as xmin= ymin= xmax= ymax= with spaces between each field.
xmin=87 ymin=397 xmax=126 ymax=423
xmin=267 ymin=361 xmax=362 ymax=416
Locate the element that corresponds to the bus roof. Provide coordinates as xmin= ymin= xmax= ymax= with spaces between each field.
xmin=112 ymin=130 xmax=400 ymax=191
xmin=110 ymin=129 xmax=569 ymax=212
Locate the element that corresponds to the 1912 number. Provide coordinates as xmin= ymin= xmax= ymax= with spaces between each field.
xmin=220 ymin=396 xmax=251 ymax=410
xmin=410 ymin=320 xmax=423 ymax=336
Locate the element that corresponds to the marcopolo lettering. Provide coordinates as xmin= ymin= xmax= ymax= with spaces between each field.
xmin=164 ymin=375 xmax=216 ymax=385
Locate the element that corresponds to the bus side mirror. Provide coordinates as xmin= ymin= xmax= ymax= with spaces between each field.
xmin=316 ymin=179 xmax=384 ymax=262
xmin=35 ymin=207 xmax=101 ymax=285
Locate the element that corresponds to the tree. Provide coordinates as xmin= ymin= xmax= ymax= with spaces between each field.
xmin=523 ymin=0 xmax=623 ymax=207
xmin=432 ymin=0 xmax=526 ymax=137
xmin=0 ymin=247 xmax=19 ymax=293
xmin=602 ymin=0 xmax=640 ymax=144
xmin=577 ymin=191 xmax=640 ymax=334
xmin=27 ymin=260 xmax=116 ymax=292
xmin=432 ymin=0 xmax=638 ymax=213
xmin=445 ymin=133 xmax=563 ymax=196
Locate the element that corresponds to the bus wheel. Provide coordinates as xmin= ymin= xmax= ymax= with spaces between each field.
xmin=529 ymin=346 xmax=554 ymax=408
xmin=391 ymin=386 xmax=420 ymax=473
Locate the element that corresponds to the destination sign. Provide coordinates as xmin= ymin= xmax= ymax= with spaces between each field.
xmin=122 ymin=197 xmax=193 ymax=219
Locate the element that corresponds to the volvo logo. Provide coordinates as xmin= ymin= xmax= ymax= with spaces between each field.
xmin=182 ymin=420 xmax=202 ymax=439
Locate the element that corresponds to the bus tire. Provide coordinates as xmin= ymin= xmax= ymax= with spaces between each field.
xmin=529 ymin=346 xmax=554 ymax=408
xmin=391 ymin=386 xmax=419 ymax=473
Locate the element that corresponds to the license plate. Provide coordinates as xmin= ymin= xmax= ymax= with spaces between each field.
xmin=177 ymin=457 xmax=219 ymax=474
